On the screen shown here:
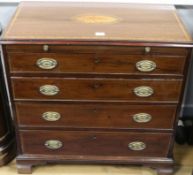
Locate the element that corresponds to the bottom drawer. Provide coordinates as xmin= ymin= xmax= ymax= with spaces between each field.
xmin=20 ymin=130 xmax=171 ymax=158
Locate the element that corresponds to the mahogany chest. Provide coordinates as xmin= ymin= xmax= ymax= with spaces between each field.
xmin=0 ymin=2 xmax=193 ymax=174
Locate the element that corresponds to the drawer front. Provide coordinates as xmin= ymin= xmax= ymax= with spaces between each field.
xmin=6 ymin=45 xmax=188 ymax=56
xmin=20 ymin=130 xmax=171 ymax=157
xmin=16 ymin=102 xmax=176 ymax=130
xmin=12 ymin=77 xmax=182 ymax=102
xmin=8 ymin=53 xmax=186 ymax=76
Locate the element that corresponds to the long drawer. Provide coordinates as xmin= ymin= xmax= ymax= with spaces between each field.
xmin=8 ymin=53 xmax=186 ymax=76
xmin=19 ymin=130 xmax=172 ymax=157
xmin=15 ymin=102 xmax=176 ymax=130
xmin=11 ymin=77 xmax=182 ymax=102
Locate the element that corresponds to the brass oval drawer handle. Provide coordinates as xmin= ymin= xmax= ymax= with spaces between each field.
xmin=133 ymin=86 xmax=154 ymax=97
xmin=36 ymin=58 xmax=57 ymax=70
xmin=136 ymin=60 xmax=156 ymax=72
xmin=44 ymin=140 xmax=63 ymax=150
xmin=128 ymin=141 xmax=146 ymax=151
xmin=133 ymin=113 xmax=152 ymax=123
xmin=39 ymin=85 xmax=59 ymax=96
xmin=42 ymin=112 xmax=61 ymax=121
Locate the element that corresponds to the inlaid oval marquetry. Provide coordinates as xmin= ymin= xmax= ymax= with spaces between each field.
xmin=75 ymin=15 xmax=119 ymax=24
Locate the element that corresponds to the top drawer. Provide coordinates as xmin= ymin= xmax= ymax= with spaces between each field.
xmin=8 ymin=53 xmax=186 ymax=76
xmin=6 ymin=45 xmax=188 ymax=76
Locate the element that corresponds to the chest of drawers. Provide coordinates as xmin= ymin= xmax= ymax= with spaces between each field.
xmin=1 ymin=2 xmax=193 ymax=174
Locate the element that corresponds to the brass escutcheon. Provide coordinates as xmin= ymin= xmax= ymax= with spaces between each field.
xmin=145 ymin=47 xmax=151 ymax=53
xmin=43 ymin=45 xmax=49 ymax=52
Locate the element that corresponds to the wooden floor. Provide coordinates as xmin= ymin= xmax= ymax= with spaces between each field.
xmin=0 ymin=144 xmax=192 ymax=175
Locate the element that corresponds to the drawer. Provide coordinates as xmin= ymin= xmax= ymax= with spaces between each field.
xmin=12 ymin=77 xmax=182 ymax=102
xmin=6 ymin=45 xmax=188 ymax=56
xmin=20 ymin=130 xmax=171 ymax=158
xmin=16 ymin=102 xmax=176 ymax=130
xmin=8 ymin=53 xmax=186 ymax=76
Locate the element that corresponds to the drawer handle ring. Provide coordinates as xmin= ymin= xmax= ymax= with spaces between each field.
xmin=133 ymin=86 xmax=154 ymax=97
xmin=44 ymin=140 xmax=63 ymax=150
xmin=39 ymin=85 xmax=59 ymax=96
xmin=133 ymin=113 xmax=152 ymax=123
xmin=36 ymin=58 xmax=57 ymax=70
xmin=42 ymin=112 xmax=61 ymax=121
xmin=128 ymin=141 xmax=146 ymax=151
xmin=136 ymin=60 xmax=156 ymax=72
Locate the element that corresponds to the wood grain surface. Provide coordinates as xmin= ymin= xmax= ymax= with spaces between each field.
xmin=2 ymin=2 xmax=192 ymax=42
xmin=6 ymin=45 xmax=189 ymax=55
xmin=1 ymin=2 xmax=192 ymax=173
xmin=15 ymin=102 xmax=177 ymax=130
xmin=8 ymin=52 xmax=187 ymax=76
xmin=11 ymin=77 xmax=183 ymax=103
xmin=19 ymin=130 xmax=171 ymax=157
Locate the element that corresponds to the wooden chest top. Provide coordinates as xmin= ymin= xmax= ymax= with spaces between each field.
xmin=2 ymin=2 xmax=192 ymax=43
